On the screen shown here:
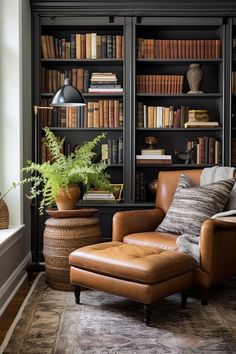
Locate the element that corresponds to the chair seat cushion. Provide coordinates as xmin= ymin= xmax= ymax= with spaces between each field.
xmin=69 ymin=242 xmax=194 ymax=284
xmin=123 ymin=232 xmax=178 ymax=251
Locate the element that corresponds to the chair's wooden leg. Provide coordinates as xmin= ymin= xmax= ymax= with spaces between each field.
xmin=181 ymin=289 xmax=189 ymax=309
xmin=74 ymin=285 xmax=81 ymax=304
xmin=144 ymin=304 xmax=152 ymax=325
xmin=200 ymin=286 xmax=208 ymax=306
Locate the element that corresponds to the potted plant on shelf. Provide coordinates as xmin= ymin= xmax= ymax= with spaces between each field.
xmin=4 ymin=127 xmax=113 ymax=214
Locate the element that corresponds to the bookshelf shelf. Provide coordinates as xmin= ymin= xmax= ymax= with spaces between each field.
xmin=41 ymin=58 xmax=124 ymax=63
xmin=49 ymin=127 xmax=123 ymax=131
xmin=136 ymin=93 xmax=222 ymax=98
xmin=136 ymin=127 xmax=222 ymax=131
xmin=136 ymin=163 xmax=218 ymax=168
xmin=84 ymin=93 xmax=124 ymax=97
xmin=41 ymin=93 xmax=124 ymax=97
xmin=136 ymin=59 xmax=222 ymax=65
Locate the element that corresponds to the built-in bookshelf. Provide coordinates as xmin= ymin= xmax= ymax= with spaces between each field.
xmin=135 ymin=17 xmax=224 ymax=202
xmin=38 ymin=17 xmax=125 ymax=198
xmin=31 ymin=10 xmax=236 ymax=254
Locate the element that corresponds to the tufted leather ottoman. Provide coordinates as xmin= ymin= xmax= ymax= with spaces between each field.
xmin=69 ymin=241 xmax=194 ymax=324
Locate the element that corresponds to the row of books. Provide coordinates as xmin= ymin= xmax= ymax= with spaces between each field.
xmin=137 ymin=38 xmax=222 ymax=59
xmin=88 ymin=72 xmax=123 ymax=93
xmin=41 ymin=136 xmax=63 ymax=163
xmin=39 ymin=99 xmax=124 ymax=128
xmin=136 ymin=103 xmax=189 ymax=128
xmin=41 ymin=68 xmax=90 ymax=93
xmin=87 ymin=100 xmax=123 ymax=128
xmin=187 ymin=137 xmax=221 ymax=164
xmin=101 ymin=137 xmax=123 ymax=164
xmin=41 ymin=135 xmax=123 ymax=167
xmin=136 ymin=75 xmax=184 ymax=94
xmin=41 ymin=34 xmax=124 ymax=59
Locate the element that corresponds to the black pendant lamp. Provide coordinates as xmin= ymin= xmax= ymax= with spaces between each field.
xmin=51 ymin=78 xmax=86 ymax=107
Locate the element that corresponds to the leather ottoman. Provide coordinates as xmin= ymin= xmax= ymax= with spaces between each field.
xmin=69 ymin=241 xmax=195 ymax=324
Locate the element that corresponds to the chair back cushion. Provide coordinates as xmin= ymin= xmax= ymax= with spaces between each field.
xmin=156 ymin=169 xmax=203 ymax=213
xmin=156 ymin=173 xmax=235 ymax=236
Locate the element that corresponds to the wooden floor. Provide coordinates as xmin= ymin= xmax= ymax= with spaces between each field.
xmin=0 ymin=275 xmax=37 ymax=346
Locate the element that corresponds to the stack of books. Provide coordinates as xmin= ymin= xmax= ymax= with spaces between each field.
xmin=83 ymin=190 xmax=116 ymax=203
xmin=136 ymin=150 xmax=172 ymax=165
xmin=184 ymin=121 xmax=219 ymax=128
xmin=88 ymin=72 xmax=123 ymax=93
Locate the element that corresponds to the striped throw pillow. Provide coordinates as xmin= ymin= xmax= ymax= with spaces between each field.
xmin=156 ymin=174 xmax=235 ymax=236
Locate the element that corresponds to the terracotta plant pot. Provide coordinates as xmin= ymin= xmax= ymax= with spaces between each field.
xmin=54 ymin=185 xmax=80 ymax=211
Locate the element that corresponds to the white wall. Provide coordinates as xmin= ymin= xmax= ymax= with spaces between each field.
xmin=1 ymin=0 xmax=22 ymax=225
xmin=0 ymin=0 xmax=32 ymax=314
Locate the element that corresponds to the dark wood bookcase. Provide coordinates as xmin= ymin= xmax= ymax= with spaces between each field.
xmin=134 ymin=17 xmax=225 ymax=202
xmin=30 ymin=1 xmax=236 ymax=261
xmin=231 ymin=18 xmax=236 ymax=167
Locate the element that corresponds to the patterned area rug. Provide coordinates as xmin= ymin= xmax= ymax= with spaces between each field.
xmin=2 ymin=273 xmax=236 ymax=354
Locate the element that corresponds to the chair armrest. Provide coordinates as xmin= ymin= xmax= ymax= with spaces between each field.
xmin=200 ymin=218 xmax=236 ymax=279
xmin=112 ymin=208 xmax=165 ymax=242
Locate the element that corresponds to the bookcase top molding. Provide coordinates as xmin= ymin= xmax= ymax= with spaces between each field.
xmin=30 ymin=0 xmax=236 ymax=17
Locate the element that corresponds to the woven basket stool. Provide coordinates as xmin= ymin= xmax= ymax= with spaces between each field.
xmin=44 ymin=217 xmax=101 ymax=291
xmin=0 ymin=199 xmax=9 ymax=229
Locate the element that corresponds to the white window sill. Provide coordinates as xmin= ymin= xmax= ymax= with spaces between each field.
xmin=0 ymin=225 xmax=25 ymax=255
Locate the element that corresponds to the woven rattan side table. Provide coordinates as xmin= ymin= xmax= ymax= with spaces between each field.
xmin=43 ymin=215 xmax=101 ymax=291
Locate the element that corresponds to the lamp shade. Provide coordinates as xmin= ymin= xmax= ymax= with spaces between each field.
xmin=51 ymin=78 xmax=86 ymax=107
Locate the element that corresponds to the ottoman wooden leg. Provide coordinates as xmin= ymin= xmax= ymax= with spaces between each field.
xmin=200 ymin=286 xmax=208 ymax=306
xmin=181 ymin=289 xmax=189 ymax=309
xmin=144 ymin=304 xmax=152 ymax=325
xmin=74 ymin=285 xmax=81 ymax=304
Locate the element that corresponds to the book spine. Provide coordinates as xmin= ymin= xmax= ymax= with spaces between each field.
xmin=101 ymin=143 xmax=108 ymax=162
xmin=112 ymin=139 xmax=118 ymax=164
xmin=136 ymin=159 xmax=172 ymax=165
xmin=41 ymin=35 xmax=48 ymax=58
xmin=101 ymin=35 xmax=107 ymax=58
xmin=208 ymin=137 xmax=215 ymax=164
xmin=76 ymin=34 xmax=81 ymax=59
xmin=119 ymin=102 xmax=124 ymax=127
xmin=118 ymin=136 xmax=123 ymax=164
xmin=198 ymin=137 xmax=205 ymax=164
xmin=108 ymin=139 xmax=113 ymax=164
xmin=87 ymin=102 xmax=94 ymax=127
xmin=93 ymin=102 xmax=100 ymax=127
xmin=86 ymin=33 xmax=91 ymax=59
xmin=70 ymin=34 xmax=76 ymax=58
xmin=91 ymin=33 xmax=97 ymax=59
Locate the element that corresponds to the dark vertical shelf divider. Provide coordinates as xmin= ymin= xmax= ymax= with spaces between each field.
xmin=232 ymin=18 xmax=236 ymax=167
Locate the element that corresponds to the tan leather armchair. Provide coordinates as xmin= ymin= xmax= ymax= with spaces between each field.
xmin=113 ymin=169 xmax=236 ymax=305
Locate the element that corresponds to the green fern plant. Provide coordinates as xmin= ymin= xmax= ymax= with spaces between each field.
xmin=4 ymin=128 xmax=113 ymax=214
